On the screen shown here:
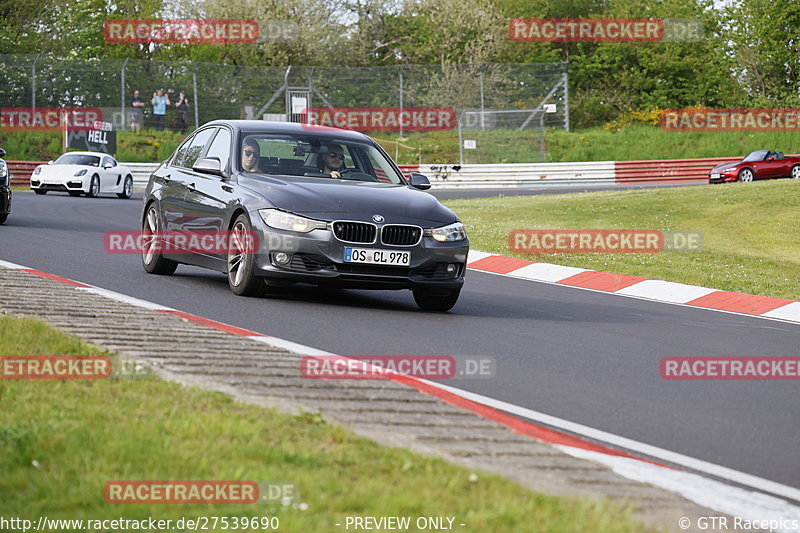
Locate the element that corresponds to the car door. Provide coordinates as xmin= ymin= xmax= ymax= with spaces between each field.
xmin=748 ymin=153 xmax=768 ymax=179
xmin=154 ymin=135 xmax=194 ymax=233
xmin=180 ymin=127 xmax=237 ymax=271
xmin=101 ymin=156 xmax=121 ymax=192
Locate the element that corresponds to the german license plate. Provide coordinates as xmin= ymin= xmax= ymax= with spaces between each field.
xmin=345 ymin=248 xmax=411 ymax=266
xmin=711 ymin=173 xmax=721 ymax=179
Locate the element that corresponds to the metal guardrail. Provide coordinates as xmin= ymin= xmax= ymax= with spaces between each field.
xmin=10 ymin=156 xmax=752 ymax=190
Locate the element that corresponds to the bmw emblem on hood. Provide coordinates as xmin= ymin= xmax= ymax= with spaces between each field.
xmin=372 ymin=214 xmax=385 ymax=223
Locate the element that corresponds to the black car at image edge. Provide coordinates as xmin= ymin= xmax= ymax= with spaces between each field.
xmin=0 ymin=148 xmax=11 ymax=225
xmin=140 ymin=120 xmax=469 ymax=311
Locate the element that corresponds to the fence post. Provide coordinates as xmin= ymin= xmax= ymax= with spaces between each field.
xmin=121 ymin=58 xmax=129 ymax=130
xmin=563 ymin=62 xmax=570 ymax=132
xmin=192 ymin=63 xmax=199 ymax=128
xmin=479 ymin=66 xmax=485 ymax=131
xmin=31 ymin=53 xmax=41 ymax=112
xmin=398 ymin=66 xmax=404 ymax=140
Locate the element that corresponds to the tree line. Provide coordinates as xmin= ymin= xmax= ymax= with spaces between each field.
xmin=1 ymin=0 xmax=797 ymax=128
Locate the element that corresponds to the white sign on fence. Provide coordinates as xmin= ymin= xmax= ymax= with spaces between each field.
xmin=463 ymin=140 xmax=477 ymax=150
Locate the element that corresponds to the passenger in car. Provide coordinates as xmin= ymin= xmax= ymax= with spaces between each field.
xmin=241 ymin=138 xmax=261 ymax=173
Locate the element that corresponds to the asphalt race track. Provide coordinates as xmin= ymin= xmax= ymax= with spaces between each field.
xmin=2 ymin=190 xmax=799 ymax=498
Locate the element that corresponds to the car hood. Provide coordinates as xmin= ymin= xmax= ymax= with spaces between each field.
xmin=238 ymin=175 xmax=457 ymax=225
xmin=710 ymin=162 xmax=739 ymax=173
xmin=39 ymin=164 xmax=95 ymax=175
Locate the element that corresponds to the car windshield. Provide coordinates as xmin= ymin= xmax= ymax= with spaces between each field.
xmin=238 ymin=133 xmax=404 ymax=184
xmin=742 ymin=150 xmax=768 ymax=162
xmin=55 ymin=154 xmax=101 ymax=166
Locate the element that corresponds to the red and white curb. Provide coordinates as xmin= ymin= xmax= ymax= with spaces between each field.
xmin=1 ymin=258 xmax=799 ymax=528
xmin=467 ymin=251 xmax=800 ymax=324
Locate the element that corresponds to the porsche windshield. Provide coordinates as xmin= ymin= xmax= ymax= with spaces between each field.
xmin=55 ymin=154 xmax=101 ymax=166
xmin=238 ymin=133 xmax=404 ymax=184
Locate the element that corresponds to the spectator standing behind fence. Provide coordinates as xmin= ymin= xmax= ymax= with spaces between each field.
xmin=151 ymin=89 xmax=170 ymax=130
xmin=175 ymin=91 xmax=189 ymax=133
xmin=130 ymin=90 xmax=144 ymax=132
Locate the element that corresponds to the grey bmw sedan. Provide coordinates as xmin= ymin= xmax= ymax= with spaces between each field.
xmin=141 ymin=120 xmax=469 ymax=311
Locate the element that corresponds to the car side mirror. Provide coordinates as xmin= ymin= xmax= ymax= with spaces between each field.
xmin=409 ymin=172 xmax=431 ymax=190
xmin=0 ymin=148 xmax=5 ymax=158
xmin=193 ymin=157 xmax=224 ymax=177
xmin=408 ymin=172 xmax=431 ymax=191
xmin=767 ymin=156 xmax=775 ymax=161
xmin=103 ymin=163 xmax=113 ymax=169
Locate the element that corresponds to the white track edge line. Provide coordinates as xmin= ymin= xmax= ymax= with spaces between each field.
xmin=422 ymin=378 xmax=800 ymax=503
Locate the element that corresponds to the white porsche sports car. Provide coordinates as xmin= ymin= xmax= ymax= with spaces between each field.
xmin=30 ymin=151 xmax=134 ymax=198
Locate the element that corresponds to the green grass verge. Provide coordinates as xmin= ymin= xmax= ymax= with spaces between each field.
xmin=2 ymin=124 xmax=798 ymax=165
xmin=0 ymin=315 xmax=653 ymax=532
xmin=447 ymin=180 xmax=800 ymax=300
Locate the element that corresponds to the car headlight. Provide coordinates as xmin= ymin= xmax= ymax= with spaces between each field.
xmin=425 ymin=222 xmax=467 ymax=242
xmin=258 ymin=209 xmax=327 ymax=233
xmin=74 ymin=169 xmax=87 ymax=176
xmin=34 ymin=166 xmax=42 ymax=175
xmin=0 ymin=162 xmax=6 ymax=179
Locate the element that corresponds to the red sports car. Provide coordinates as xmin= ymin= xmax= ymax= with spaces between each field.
xmin=709 ymin=150 xmax=800 ymax=183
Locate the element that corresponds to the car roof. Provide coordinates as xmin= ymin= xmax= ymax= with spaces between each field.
xmin=202 ymin=120 xmax=375 ymax=143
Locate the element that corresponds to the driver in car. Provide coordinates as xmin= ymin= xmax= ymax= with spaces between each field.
xmin=319 ymin=144 xmax=346 ymax=179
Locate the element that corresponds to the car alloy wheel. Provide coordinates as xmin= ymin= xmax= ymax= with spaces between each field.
xmin=227 ymin=214 xmax=266 ymax=297
xmin=141 ymin=203 xmax=178 ymax=275
xmin=118 ymin=175 xmax=133 ymax=199
xmin=738 ymin=169 xmax=754 ymax=182
xmin=791 ymin=165 xmax=800 ymax=179
xmin=88 ymin=175 xmax=100 ymax=197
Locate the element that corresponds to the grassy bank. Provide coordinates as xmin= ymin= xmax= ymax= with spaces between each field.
xmin=447 ymin=179 xmax=800 ymax=300
xmin=0 ymin=315 xmax=650 ymax=532
xmin=2 ymin=124 xmax=799 ymax=165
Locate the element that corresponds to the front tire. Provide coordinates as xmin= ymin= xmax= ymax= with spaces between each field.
xmin=738 ymin=168 xmax=754 ymax=182
xmin=117 ymin=175 xmax=133 ymax=199
xmin=0 ymin=213 xmax=7 ymax=224
xmin=791 ymin=165 xmax=800 ymax=179
xmin=33 ymin=189 xmax=47 ymax=195
xmin=141 ymin=203 xmax=178 ymax=275
xmin=227 ymin=214 xmax=265 ymax=297
xmin=413 ymin=288 xmax=461 ymax=312
xmin=87 ymin=175 xmax=100 ymax=197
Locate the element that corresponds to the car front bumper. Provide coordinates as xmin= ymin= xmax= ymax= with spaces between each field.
xmin=709 ymin=173 xmax=737 ymax=183
xmin=249 ymin=213 xmax=469 ymax=291
xmin=30 ymin=175 xmax=90 ymax=192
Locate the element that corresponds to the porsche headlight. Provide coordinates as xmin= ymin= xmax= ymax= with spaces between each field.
xmin=34 ymin=166 xmax=42 ymax=175
xmin=258 ymin=209 xmax=327 ymax=233
xmin=0 ymin=161 xmax=6 ymax=179
xmin=425 ymin=222 xmax=467 ymax=242
xmin=74 ymin=169 xmax=88 ymax=177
